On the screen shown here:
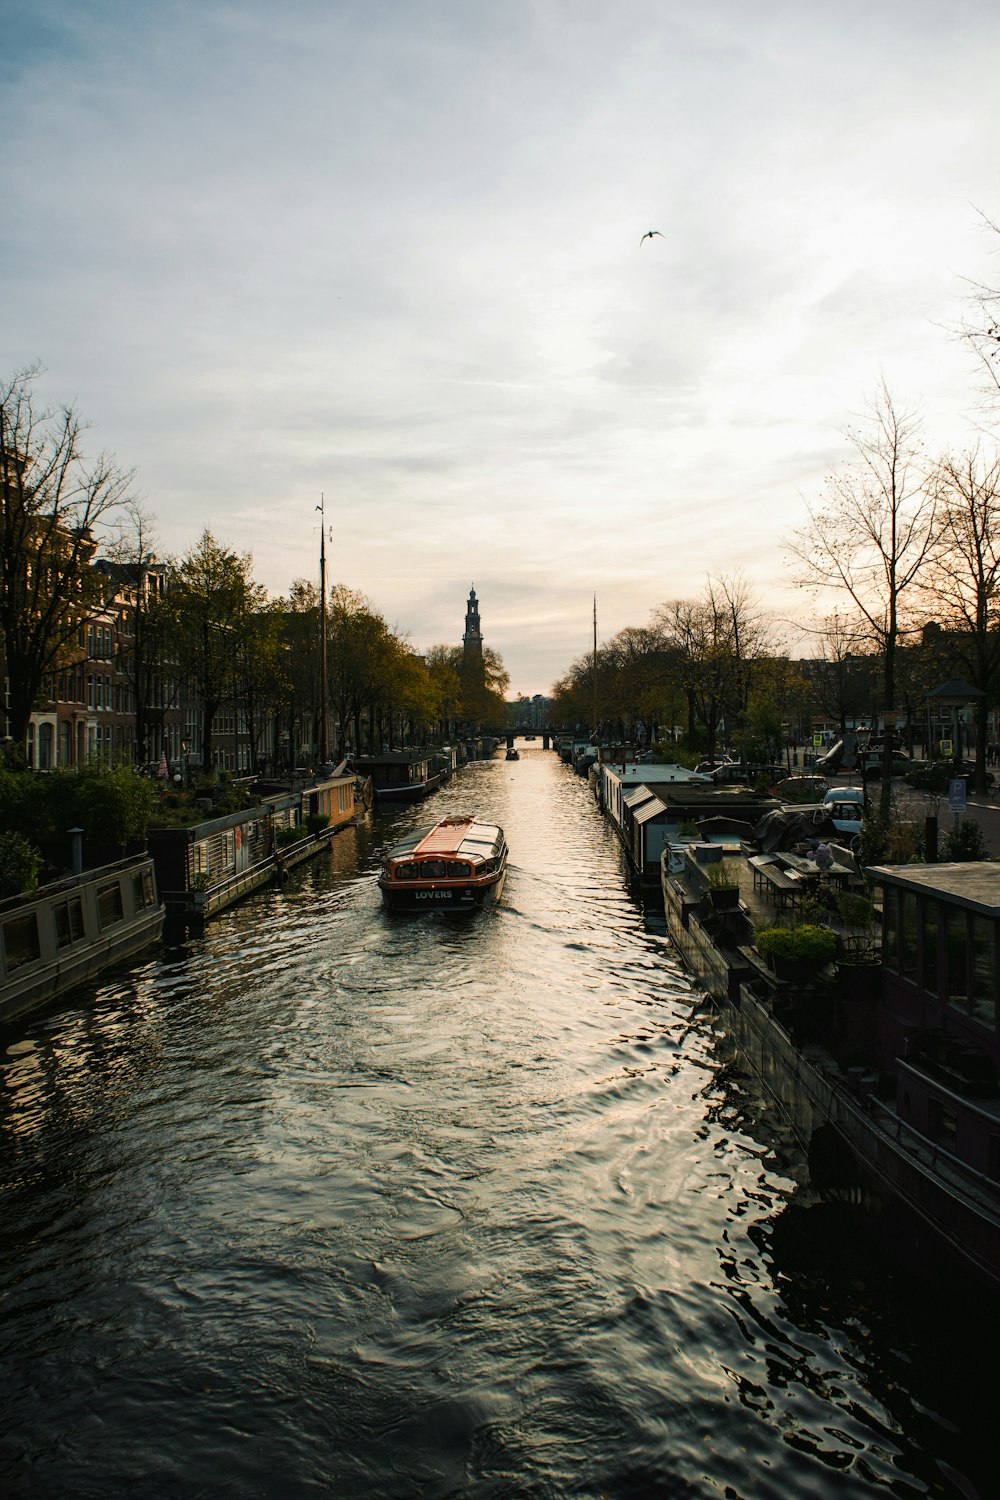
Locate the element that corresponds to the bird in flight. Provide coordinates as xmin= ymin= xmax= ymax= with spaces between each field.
xmin=639 ymin=230 xmax=665 ymax=246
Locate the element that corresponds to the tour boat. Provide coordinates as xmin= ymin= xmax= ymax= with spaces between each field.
xmin=378 ymin=816 xmax=508 ymax=910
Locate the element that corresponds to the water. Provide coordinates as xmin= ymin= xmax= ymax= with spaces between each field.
xmin=0 ymin=748 xmax=993 ymax=1498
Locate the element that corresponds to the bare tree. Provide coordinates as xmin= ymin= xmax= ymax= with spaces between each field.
xmin=789 ymin=381 xmax=937 ymax=820
xmin=0 ymin=366 xmax=133 ymax=746
xmin=99 ymin=501 xmax=178 ymax=764
xmin=653 ymin=574 xmax=774 ymax=760
xmin=957 ymin=209 xmax=1000 ymax=409
xmin=924 ymin=443 xmax=1000 ymax=791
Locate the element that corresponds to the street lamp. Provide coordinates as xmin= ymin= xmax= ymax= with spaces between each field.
xmin=181 ymin=737 xmax=190 ymax=789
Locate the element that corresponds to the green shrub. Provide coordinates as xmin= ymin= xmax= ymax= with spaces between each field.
xmin=0 ymin=831 xmax=42 ymax=899
xmin=305 ymin=812 xmax=330 ymax=835
xmin=73 ymin=766 xmax=158 ymax=845
xmin=756 ymin=924 xmax=837 ymax=966
xmin=903 ymin=761 xmax=952 ymax=795
xmin=945 ymin=819 xmax=991 ymax=862
xmin=706 ymin=859 xmax=738 ymax=889
xmin=275 ymin=824 xmax=305 ymax=847
xmin=0 ymin=766 xmax=157 ymax=846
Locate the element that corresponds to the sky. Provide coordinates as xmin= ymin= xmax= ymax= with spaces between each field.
xmin=4 ymin=0 xmax=1000 ymax=696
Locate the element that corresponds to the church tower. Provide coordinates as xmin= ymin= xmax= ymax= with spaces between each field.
xmin=462 ymin=585 xmax=483 ymax=663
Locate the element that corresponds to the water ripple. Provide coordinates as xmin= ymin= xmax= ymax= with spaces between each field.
xmin=0 ymin=750 xmax=993 ymax=1499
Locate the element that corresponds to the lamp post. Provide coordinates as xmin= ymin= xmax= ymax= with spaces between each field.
xmin=181 ymin=737 xmax=190 ymax=789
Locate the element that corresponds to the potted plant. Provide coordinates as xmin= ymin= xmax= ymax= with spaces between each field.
xmin=756 ymin=923 xmax=837 ymax=981
xmin=705 ymin=858 xmax=740 ymax=910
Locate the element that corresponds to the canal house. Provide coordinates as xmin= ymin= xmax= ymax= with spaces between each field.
xmin=869 ymin=862 xmax=1000 ymax=1177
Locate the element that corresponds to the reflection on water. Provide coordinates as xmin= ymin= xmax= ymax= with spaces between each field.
xmin=0 ymin=748 xmax=992 ymax=1498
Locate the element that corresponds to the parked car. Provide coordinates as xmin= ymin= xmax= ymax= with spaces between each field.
xmin=823 ymin=786 xmax=864 ymax=808
xmin=711 ymin=762 xmax=784 ymax=786
xmin=861 ymin=749 xmax=912 ymax=779
xmin=823 ymin=798 xmax=864 ymax=840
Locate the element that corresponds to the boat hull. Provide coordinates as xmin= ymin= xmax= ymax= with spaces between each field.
xmin=380 ymin=869 xmax=506 ymax=911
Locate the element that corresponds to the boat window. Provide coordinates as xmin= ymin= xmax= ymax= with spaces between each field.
xmin=132 ymin=868 xmax=155 ymax=911
xmin=3 ymin=912 xmax=41 ymax=973
xmin=901 ymin=891 xmax=918 ymax=980
xmin=920 ymin=901 xmax=939 ymax=996
xmin=971 ymin=916 xmax=996 ymax=1030
xmin=97 ymin=882 xmax=125 ymax=929
xmin=447 ymin=861 xmax=472 ymax=878
xmin=946 ymin=908 xmax=968 ymax=1011
xmin=420 ymin=859 xmax=447 ymax=879
xmin=54 ymin=896 xmax=85 ymax=948
xmin=928 ymin=1097 xmax=958 ymax=1153
xmin=395 ymin=862 xmax=418 ymax=881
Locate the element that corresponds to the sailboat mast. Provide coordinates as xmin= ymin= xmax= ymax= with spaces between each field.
xmin=318 ymin=494 xmax=328 ymax=765
xmin=591 ymin=594 xmax=598 ymax=738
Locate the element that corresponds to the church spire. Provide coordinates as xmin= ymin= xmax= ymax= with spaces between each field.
xmin=463 ymin=584 xmax=483 ymax=661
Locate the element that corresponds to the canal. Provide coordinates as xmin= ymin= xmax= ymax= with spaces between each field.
xmin=0 ymin=747 xmax=994 ymax=1499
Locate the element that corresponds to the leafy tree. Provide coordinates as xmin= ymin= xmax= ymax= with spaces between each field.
xmin=460 ymin=645 xmax=509 ymax=730
xmin=168 ymin=531 xmax=266 ymax=772
xmin=280 ymin=580 xmax=322 ymax=766
xmin=236 ymin=600 xmax=289 ymax=774
xmin=425 ymin=646 xmax=463 ymax=740
xmin=0 ymin=831 xmax=41 ymax=898
xmin=0 ymin=366 xmax=132 ymax=744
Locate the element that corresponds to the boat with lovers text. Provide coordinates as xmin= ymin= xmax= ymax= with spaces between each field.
xmin=378 ymin=816 xmax=508 ymax=910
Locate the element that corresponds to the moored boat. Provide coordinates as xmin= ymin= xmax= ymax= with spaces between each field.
xmin=0 ymin=855 xmax=165 ymax=1026
xmin=661 ymin=844 xmax=1000 ymax=1295
xmin=378 ymin=816 xmax=507 ymax=910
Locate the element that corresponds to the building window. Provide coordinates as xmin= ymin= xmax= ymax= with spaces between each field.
xmin=901 ymin=891 xmax=918 ymax=980
xmin=946 ymin=909 xmax=969 ymax=1012
xmin=928 ymin=1097 xmax=958 ymax=1153
xmin=971 ymin=916 xmax=996 ymax=1031
xmin=192 ymin=842 xmax=210 ymax=877
xmin=920 ymin=902 xmax=940 ymax=996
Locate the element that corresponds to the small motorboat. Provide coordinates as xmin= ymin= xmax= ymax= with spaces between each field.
xmin=505 ymin=748 xmax=520 ymax=760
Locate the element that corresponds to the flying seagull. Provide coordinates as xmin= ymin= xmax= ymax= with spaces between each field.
xmin=639 ymin=230 xmax=665 ymax=246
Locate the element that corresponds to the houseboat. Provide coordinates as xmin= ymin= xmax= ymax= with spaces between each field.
xmin=350 ymin=752 xmax=445 ymax=803
xmin=378 ymin=816 xmax=508 ymax=911
xmin=0 ymin=855 xmax=165 ymax=1026
xmin=662 ymin=847 xmax=1000 ymax=1295
xmin=149 ymin=771 xmax=357 ymax=921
